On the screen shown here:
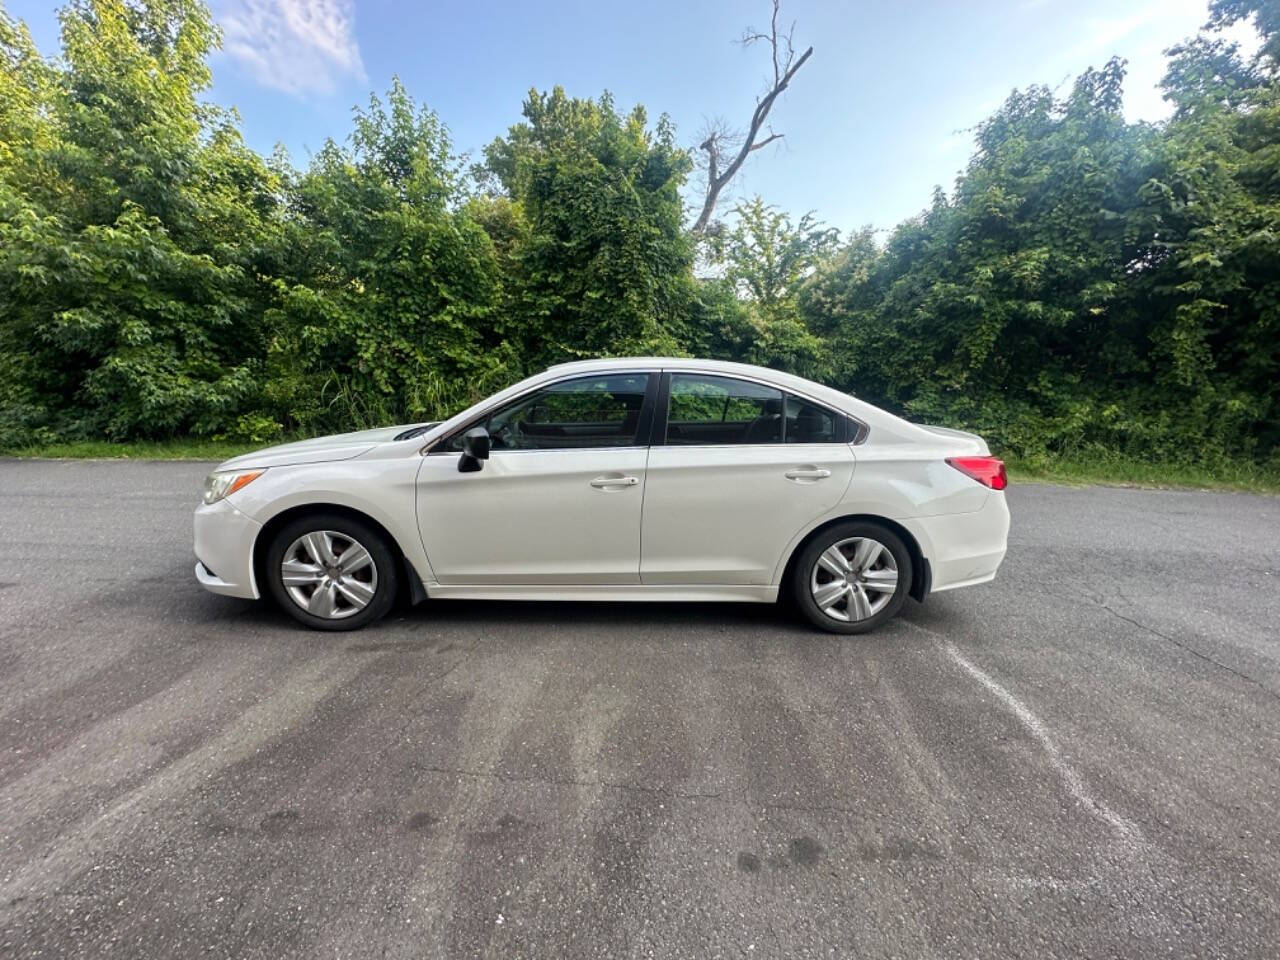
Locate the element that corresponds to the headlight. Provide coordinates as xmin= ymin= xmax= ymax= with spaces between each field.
xmin=202 ymin=469 xmax=264 ymax=505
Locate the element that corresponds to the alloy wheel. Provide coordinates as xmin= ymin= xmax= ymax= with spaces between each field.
xmin=808 ymin=536 xmax=898 ymax=622
xmin=280 ymin=530 xmax=378 ymax=620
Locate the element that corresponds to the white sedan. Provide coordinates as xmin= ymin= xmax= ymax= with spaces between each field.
xmin=194 ymin=358 xmax=1009 ymax=634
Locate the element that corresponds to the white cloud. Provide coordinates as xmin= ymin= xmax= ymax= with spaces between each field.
xmin=218 ymin=0 xmax=366 ymax=95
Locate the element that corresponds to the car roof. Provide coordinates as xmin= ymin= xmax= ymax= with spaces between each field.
xmin=546 ymin=356 xmax=856 ymax=411
xmin=407 ymin=357 xmax=936 ymax=450
xmin=549 ymin=356 xmax=794 ymax=376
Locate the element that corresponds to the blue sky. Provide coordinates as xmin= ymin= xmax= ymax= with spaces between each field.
xmin=9 ymin=0 xmax=1261 ymax=234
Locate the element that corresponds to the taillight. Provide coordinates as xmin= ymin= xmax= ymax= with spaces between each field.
xmin=946 ymin=456 xmax=1007 ymax=491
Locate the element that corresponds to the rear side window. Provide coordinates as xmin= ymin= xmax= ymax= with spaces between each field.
xmin=666 ymin=374 xmax=783 ymax=445
xmin=785 ymin=396 xmax=838 ymax=443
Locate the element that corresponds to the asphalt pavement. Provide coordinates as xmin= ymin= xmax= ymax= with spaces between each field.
xmin=1 ymin=459 xmax=1278 ymax=959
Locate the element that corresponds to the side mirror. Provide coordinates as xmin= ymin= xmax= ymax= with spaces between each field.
xmin=458 ymin=426 xmax=490 ymax=473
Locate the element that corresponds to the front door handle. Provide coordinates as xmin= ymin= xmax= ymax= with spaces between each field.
xmin=590 ymin=475 xmax=639 ymax=489
xmin=785 ymin=468 xmax=832 ymax=481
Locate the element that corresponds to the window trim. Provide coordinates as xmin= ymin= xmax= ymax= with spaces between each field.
xmin=652 ymin=370 xmax=854 ymax=448
xmin=425 ymin=370 xmax=660 ymax=456
xmin=424 ymin=367 xmax=869 ymax=454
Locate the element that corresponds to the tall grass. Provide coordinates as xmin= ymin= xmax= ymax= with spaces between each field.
xmin=1006 ymin=451 xmax=1280 ymax=494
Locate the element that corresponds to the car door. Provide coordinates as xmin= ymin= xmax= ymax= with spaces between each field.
xmin=416 ymin=372 xmax=656 ymax=584
xmin=640 ymin=372 xmax=855 ymax=585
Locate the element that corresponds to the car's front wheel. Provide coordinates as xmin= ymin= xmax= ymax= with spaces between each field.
xmin=264 ymin=513 xmax=399 ymax=631
xmin=792 ymin=522 xmax=912 ymax=634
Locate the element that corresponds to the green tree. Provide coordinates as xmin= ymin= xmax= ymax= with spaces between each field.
xmin=263 ymin=80 xmax=511 ymax=431
xmin=479 ymin=88 xmax=696 ymax=368
xmin=0 ymin=0 xmax=280 ymax=441
xmin=805 ymin=61 xmax=1168 ymax=456
xmin=2 ymin=0 xmax=1278 ymax=469
xmin=698 ymin=197 xmax=837 ymax=378
xmin=1146 ymin=12 xmax=1280 ymax=457
xmin=0 ymin=8 xmax=58 ymax=444
xmin=800 ymin=29 xmax=1280 ymax=464
xmin=1209 ymin=0 xmax=1280 ymax=66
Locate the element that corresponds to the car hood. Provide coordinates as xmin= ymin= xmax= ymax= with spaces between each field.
xmin=214 ymin=424 xmax=427 ymax=471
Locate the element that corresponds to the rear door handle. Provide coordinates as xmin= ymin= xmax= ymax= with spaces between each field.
xmin=785 ymin=468 xmax=831 ymax=481
xmin=590 ymin=475 xmax=639 ymax=489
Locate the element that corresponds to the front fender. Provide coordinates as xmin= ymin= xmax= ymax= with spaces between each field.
xmin=224 ymin=457 xmax=436 ymax=585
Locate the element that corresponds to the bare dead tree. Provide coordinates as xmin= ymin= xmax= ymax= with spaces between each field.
xmin=691 ymin=0 xmax=813 ymax=235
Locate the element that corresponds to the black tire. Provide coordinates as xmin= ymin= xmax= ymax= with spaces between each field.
xmin=791 ymin=521 xmax=913 ymax=635
xmin=264 ymin=512 xmax=399 ymax=631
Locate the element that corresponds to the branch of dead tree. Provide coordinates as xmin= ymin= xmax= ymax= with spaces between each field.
xmin=692 ymin=1 xmax=812 ymax=235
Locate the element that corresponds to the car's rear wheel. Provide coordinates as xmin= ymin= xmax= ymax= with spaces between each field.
xmin=264 ymin=513 xmax=399 ymax=631
xmin=792 ymin=522 xmax=912 ymax=634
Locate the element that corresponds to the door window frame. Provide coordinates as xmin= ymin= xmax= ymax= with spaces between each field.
xmin=649 ymin=371 xmax=858 ymax=447
xmin=427 ymin=371 xmax=660 ymax=455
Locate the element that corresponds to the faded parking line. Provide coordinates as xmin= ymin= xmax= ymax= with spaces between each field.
xmin=905 ymin=620 xmax=1143 ymax=843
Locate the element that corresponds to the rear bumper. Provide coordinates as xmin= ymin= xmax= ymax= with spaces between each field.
xmin=901 ymin=492 xmax=1009 ymax=594
xmin=193 ymin=497 xmax=261 ymax=599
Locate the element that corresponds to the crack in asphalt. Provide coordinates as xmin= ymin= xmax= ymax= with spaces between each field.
xmin=1022 ymin=573 xmax=1279 ymax=704
xmin=1089 ymin=597 xmax=1280 ymax=705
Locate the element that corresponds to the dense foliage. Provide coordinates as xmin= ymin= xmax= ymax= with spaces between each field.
xmin=2 ymin=0 xmax=1278 ymax=467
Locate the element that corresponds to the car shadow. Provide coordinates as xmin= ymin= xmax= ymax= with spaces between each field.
xmin=399 ymin=597 xmax=809 ymax=632
xmin=182 ymin=569 xmax=963 ymax=643
xmin=189 ymin=589 xmax=816 ymax=637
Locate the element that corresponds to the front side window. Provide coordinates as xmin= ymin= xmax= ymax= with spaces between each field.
xmin=666 ymin=374 xmax=784 ymax=445
xmin=447 ymin=374 xmax=650 ymax=451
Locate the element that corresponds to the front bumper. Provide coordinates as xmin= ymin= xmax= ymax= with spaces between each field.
xmin=193 ymin=497 xmax=262 ymax=599
xmin=901 ymin=492 xmax=1010 ymax=594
